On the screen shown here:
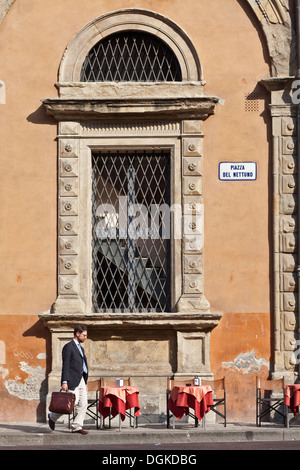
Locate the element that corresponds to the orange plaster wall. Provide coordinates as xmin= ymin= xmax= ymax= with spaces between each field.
xmin=0 ymin=0 xmax=272 ymax=422
xmin=0 ymin=316 xmax=50 ymax=422
xmin=201 ymin=1 xmax=272 ymax=422
xmin=210 ymin=312 xmax=271 ymax=422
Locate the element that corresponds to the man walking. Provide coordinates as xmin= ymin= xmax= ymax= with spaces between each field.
xmin=48 ymin=325 xmax=89 ymax=434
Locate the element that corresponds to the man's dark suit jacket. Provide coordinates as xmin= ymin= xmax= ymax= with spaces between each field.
xmin=61 ymin=339 xmax=88 ymax=390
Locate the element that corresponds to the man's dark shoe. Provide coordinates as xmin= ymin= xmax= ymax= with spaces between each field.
xmin=48 ymin=414 xmax=55 ymax=431
xmin=72 ymin=428 xmax=88 ymax=435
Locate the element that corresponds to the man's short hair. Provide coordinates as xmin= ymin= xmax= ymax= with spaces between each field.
xmin=74 ymin=325 xmax=88 ymax=336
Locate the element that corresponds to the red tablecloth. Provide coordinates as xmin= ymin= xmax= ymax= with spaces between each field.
xmin=284 ymin=384 xmax=300 ymax=416
xmin=98 ymin=386 xmax=140 ymax=421
xmin=168 ymin=385 xmax=214 ymax=421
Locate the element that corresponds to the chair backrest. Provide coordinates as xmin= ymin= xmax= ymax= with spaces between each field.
xmin=201 ymin=377 xmax=225 ymax=391
xmin=167 ymin=377 xmax=226 ymax=391
xmin=87 ymin=379 xmax=101 ymax=391
xmin=256 ymin=376 xmax=285 ymax=391
xmin=167 ymin=377 xmax=195 ymax=390
xmin=100 ymin=377 xmax=131 ymax=387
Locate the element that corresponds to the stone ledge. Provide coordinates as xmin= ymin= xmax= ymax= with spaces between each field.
xmin=56 ymin=81 xmax=207 ymax=98
xmin=39 ymin=311 xmax=222 ymax=331
xmin=42 ymin=95 xmax=220 ymax=121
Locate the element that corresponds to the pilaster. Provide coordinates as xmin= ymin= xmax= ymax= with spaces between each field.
xmin=261 ymin=76 xmax=298 ymax=382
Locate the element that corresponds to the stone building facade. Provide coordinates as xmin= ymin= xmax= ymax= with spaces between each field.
xmin=0 ymin=0 xmax=298 ymax=423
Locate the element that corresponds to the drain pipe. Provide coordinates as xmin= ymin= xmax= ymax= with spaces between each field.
xmin=296 ymin=0 xmax=300 ymax=382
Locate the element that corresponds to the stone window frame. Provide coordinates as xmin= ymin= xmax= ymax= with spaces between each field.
xmin=58 ymin=129 xmax=183 ymax=315
xmin=43 ymin=9 xmax=221 ymax=329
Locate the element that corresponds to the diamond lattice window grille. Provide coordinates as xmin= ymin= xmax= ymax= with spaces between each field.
xmin=81 ymin=31 xmax=182 ymax=82
xmin=92 ymin=150 xmax=171 ymax=312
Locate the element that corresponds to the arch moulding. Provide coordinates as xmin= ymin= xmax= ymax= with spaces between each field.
xmin=59 ymin=8 xmax=202 ymax=83
xmin=43 ymin=8 xmax=219 ymax=121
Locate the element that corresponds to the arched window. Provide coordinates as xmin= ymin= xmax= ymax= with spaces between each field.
xmin=81 ymin=31 xmax=182 ymax=82
xmin=44 ymin=9 xmax=218 ymax=319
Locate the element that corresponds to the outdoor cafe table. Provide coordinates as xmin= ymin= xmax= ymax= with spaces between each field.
xmin=98 ymin=385 xmax=140 ymax=430
xmin=284 ymin=384 xmax=300 ymax=417
xmin=167 ymin=384 xmax=214 ymax=427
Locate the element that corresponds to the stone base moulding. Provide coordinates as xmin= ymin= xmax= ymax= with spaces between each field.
xmin=40 ymin=311 xmax=222 ymax=417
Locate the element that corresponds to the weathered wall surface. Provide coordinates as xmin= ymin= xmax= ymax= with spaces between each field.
xmin=0 ymin=0 xmax=279 ymax=422
xmin=0 ymin=316 xmax=49 ymax=421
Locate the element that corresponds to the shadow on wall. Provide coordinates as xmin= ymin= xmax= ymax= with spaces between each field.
xmin=23 ymin=319 xmax=52 ymax=375
xmin=23 ymin=320 xmax=52 ymax=422
xmin=27 ymin=104 xmax=56 ymax=126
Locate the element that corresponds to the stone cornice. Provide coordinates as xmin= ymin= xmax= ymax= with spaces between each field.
xmin=42 ymin=81 xmax=220 ymax=121
xmin=42 ymin=95 xmax=220 ymax=121
xmin=39 ymin=311 xmax=223 ymax=331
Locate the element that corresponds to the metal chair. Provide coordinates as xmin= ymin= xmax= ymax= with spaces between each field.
xmin=256 ymin=376 xmax=287 ymax=426
xmin=86 ymin=379 xmax=101 ymax=428
xmin=201 ymin=377 xmax=227 ymax=426
xmin=68 ymin=378 xmax=101 ymax=429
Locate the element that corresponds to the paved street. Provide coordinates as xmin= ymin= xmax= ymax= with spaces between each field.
xmin=1 ymin=440 xmax=300 ymax=451
xmin=0 ymin=421 xmax=299 ymax=457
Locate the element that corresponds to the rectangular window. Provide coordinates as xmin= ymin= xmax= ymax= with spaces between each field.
xmin=92 ymin=150 xmax=171 ymax=312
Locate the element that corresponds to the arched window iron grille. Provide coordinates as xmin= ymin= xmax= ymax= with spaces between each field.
xmin=81 ymin=31 xmax=182 ymax=82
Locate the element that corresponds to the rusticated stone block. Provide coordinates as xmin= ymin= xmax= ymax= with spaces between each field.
xmin=183 ymin=274 xmax=203 ymax=294
xmin=59 ymin=216 xmax=79 ymax=236
xmin=58 ymin=275 xmax=79 ymax=295
xmin=281 ymin=233 xmax=296 ymax=253
xmin=59 ymin=255 xmax=78 ymax=275
xmin=183 ymin=177 xmax=202 ymax=196
xmin=183 ymin=138 xmax=202 ymax=157
xmin=59 ymin=140 xmax=79 ymax=158
xmin=59 ymin=178 xmax=79 ymax=197
xmin=283 ymin=273 xmax=297 ymax=292
xmin=183 ymin=254 xmax=203 ymax=274
xmin=282 ymin=136 xmax=296 ymax=155
xmin=281 ymin=216 xmax=296 ymax=233
xmin=60 ymin=158 xmax=79 ymax=177
xmin=282 ymin=175 xmax=296 ymax=194
xmin=59 ymin=236 xmax=79 ymax=255
xmin=282 ymin=292 xmax=297 ymax=312
xmin=59 ymin=198 xmax=79 ymax=216
xmin=282 ymin=155 xmax=296 ymax=174
xmin=183 ymin=157 xmax=202 ymax=176
xmin=284 ymin=311 xmax=297 ymax=330
xmin=280 ymin=194 xmax=296 ymax=215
